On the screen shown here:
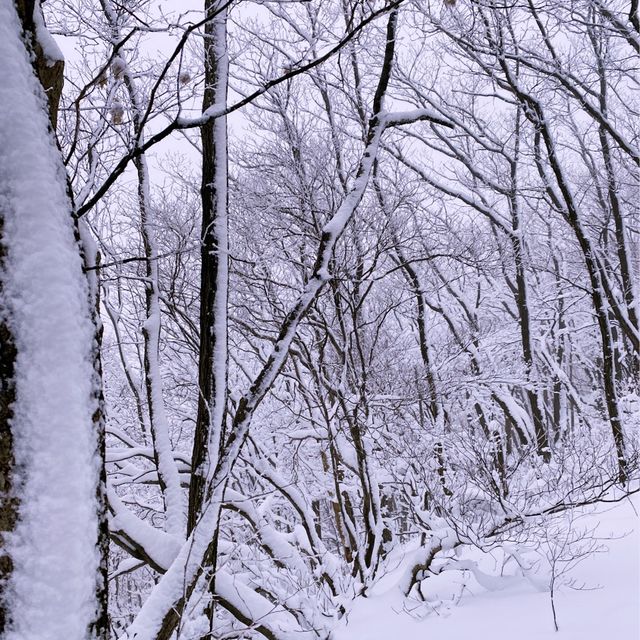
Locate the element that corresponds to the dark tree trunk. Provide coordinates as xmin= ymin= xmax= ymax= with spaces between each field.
xmin=0 ymin=218 xmax=17 ymax=634
xmin=189 ymin=0 xmax=230 ymax=536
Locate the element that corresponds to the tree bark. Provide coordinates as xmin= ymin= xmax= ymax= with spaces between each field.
xmin=189 ymin=0 xmax=230 ymax=536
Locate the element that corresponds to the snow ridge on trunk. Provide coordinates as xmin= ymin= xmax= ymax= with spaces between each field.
xmin=0 ymin=1 xmax=99 ymax=638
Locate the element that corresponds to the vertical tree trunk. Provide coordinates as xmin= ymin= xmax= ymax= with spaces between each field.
xmin=189 ymin=0 xmax=230 ymax=535
xmin=14 ymin=0 xmax=64 ymax=129
xmin=0 ymin=220 xmax=17 ymax=634
xmin=1 ymin=0 xmax=62 ymax=631
xmin=80 ymin=228 xmax=110 ymax=640
xmin=592 ymin=25 xmax=640 ymax=379
xmin=0 ymin=1 xmax=102 ymax=637
xmin=509 ymin=107 xmax=550 ymax=460
xmin=188 ymin=2 xmax=230 ymax=636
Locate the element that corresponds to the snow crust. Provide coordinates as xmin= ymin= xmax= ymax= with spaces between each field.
xmin=0 ymin=2 xmax=99 ymax=637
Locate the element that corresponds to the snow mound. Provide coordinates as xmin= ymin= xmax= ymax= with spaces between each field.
xmin=334 ymin=494 xmax=640 ymax=640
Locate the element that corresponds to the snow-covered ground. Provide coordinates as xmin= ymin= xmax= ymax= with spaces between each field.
xmin=335 ymin=494 xmax=639 ymax=640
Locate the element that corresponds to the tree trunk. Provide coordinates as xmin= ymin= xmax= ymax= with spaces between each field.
xmin=0 ymin=1 xmax=102 ymax=636
xmin=189 ymin=0 xmax=230 ymax=535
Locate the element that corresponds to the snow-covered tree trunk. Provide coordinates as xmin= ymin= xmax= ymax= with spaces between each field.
xmin=101 ymin=0 xmax=186 ymax=539
xmin=0 ymin=0 xmax=102 ymax=637
xmin=189 ymin=1 xmax=231 ymax=634
xmin=189 ymin=0 xmax=230 ymax=536
xmin=508 ymin=107 xmax=550 ymax=460
xmin=14 ymin=0 xmax=64 ymax=128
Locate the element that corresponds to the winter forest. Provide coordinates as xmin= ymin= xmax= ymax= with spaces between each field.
xmin=0 ymin=0 xmax=639 ymax=638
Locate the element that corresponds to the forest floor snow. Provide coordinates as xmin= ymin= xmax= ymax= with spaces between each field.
xmin=335 ymin=493 xmax=639 ymax=640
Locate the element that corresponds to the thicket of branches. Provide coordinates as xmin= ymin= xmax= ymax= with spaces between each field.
xmin=0 ymin=0 xmax=638 ymax=638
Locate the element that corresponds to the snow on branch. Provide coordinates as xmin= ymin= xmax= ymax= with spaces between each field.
xmin=383 ymin=108 xmax=454 ymax=129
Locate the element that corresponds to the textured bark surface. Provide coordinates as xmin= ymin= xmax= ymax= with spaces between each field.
xmin=87 ymin=261 xmax=109 ymax=640
xmin=189 ymin=0 xmax=229 ymax=535
xmin=15 ymin=0 xmax=64 ymax=128
xmin=0 ymin=217 xmax=18 ymax=634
